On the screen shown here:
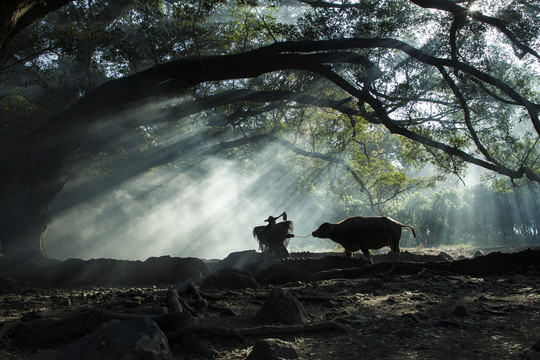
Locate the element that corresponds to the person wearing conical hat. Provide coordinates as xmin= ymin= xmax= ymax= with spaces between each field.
xmin=253 ymin=212 xmax=294 ymax=259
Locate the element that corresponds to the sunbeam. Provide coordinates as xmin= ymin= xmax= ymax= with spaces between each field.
xmin=45 ymin=138 xmax=345 ymax=260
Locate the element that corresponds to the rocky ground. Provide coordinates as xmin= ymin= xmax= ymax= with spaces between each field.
xmin=1 ymin=246 xmax=540 ymax=359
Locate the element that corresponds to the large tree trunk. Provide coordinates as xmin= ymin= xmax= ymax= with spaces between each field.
xmin=1 ymin=141 xmax=66 ymax=263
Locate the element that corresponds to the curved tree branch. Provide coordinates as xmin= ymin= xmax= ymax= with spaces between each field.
xmin=437 ymin=66 xmax=499 ymax=165
xmin=300 ymin=0 xmax=540 ymax=61
xmin=8 ymin=37 xmax=540 ymax=192
xmin=257 ymin=37 xmax=540 ymax=137
xmin=302 ymin=62 xmax=539 ymax=182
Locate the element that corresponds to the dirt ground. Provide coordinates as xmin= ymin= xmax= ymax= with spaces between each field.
xmin=1 ymin=247 xmax=540 ymax=359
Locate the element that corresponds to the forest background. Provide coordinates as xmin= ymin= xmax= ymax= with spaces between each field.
xmin=1 ymin=0 xmax=539 ymax=261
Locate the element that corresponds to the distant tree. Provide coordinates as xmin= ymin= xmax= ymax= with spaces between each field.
xmin=394 ymin=183 xmax=540 ymax=248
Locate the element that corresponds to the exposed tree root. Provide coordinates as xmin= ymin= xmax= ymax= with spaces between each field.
xmin=310 ymin=249 xmax=540 ymax=281
xmin=167 ymin=321 xmax=346 ymax=342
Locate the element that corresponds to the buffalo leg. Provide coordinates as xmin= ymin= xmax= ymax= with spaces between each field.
xmin=389 ymin=235 xmax=401 ymax=261
xmin=360 ymin=246 xmax=373 ymax=263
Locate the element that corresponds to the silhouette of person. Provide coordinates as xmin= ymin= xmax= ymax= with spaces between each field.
xmin=253 ymin=212 xmax=294 ymax=259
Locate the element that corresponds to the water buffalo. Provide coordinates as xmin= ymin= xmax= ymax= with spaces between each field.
xmin=312 ymin=216 xmax=416 ymax=263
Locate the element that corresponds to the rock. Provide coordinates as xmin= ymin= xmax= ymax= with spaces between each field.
xmin=351 ymin=314 xmax=370 ymax=326
xmin=526 ymin=265 xmax=537 ymax=276
xmin=47 ymin=317 xmax=172 ymax=360
xmin=21 ymin=310 xmax=44 ymax=321
xmin=201 ymin=268 xmax=258 ymax=291
xmin=46 ymin=258 xmax=133 ymax=287
xmin=54 ymin=296 xmax=71 ymax=307
xmin=127 ymin=256 xmax=211 ymax=285
xmin=521 ymin=352 xmax=540 ymax=360
xmin=510 ymin=274 xmax=530 ymax=284
xmin=451 ymin=305 xmax=468 ymax=316
xmin=438 ymin=251 xmax=453 ymax=261
xmin=401 ymin=313 xmax=422 ymax=323
xmin=416 ymin=312 xmax=430 ymax=320
xmin=397 ymin=328 xmax=415 ymax=338
xmin=246 ymin=338 xmax=299 ymax=360
xmin=210 ymin=250 xmax=268 ymax=273
xmin=323 ymin=300 xmax=341 ymax=308
xmin=45 ymin=257 xmax=211 ymax=287
xmin=473 ymin=250 xmax=485 ymax=258
xmin=153 ymin=311 xmax=197 ymax=332
xmin=477 ymin=295 xmax=489 ymax=302
xmin=255 ymin=287 xmax=309 ymax=325
xmin=366 ymin=279 xmax=384 ymax=289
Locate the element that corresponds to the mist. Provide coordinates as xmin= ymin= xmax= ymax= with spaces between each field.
xmin=42 ymin=99 xmax=540 ymax=262
xmin=45 ymin=142 xmax=343 ymax=261
xmin=45 ymin=135 xmax=540 ymax=261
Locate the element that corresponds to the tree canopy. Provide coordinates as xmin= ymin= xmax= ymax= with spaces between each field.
xmin=0 ymin=0 xmax=539 ymax=260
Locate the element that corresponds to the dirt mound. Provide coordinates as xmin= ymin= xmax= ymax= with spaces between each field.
xmin=0 ymin=256 xmax=211 ymax=287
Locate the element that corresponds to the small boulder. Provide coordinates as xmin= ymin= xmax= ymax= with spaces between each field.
xmin=451 ymin=305 xmax=468 ymax=316
xmin=210 ymin=250 xmax=268 ymax=273
xmin=48 ymin=317 xmax=172 ymax=360
xmin=255 ymin=287 xmax=309 ymax=325
xmin=473 ymin=250 xmax=485 ymax=258
xmin=438 ymin=251 xmax=453 ymax=261
xmin=246 ymin=338 xmax=299 ymax=360
xmin=510 ymin=274 xmax=530 ymax=284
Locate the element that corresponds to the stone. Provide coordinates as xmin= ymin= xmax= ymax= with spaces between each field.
xmin=210 ymin=250 xmax=268 ymax=272
xmin=473 ymin=250 xmax=485 ymax=258
xmin=246 ymin=338 xmax=299 ymax=360
xmin=255 ymin=287 xmax=309 ymax=325
xmin=366 ymin=279 xmax=384 ymax=289
xmin=127 ymin=256 xmax=211 ymax=285
xmin=438 ymin=251 xmax=453 ymax=261
xmin=451 ymin=305 xmax=468 ymax=316
xmin=511 ymin=274 xmax=530 ymax=284
xmin=47 ymin=317 xmax=172 ymax=360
